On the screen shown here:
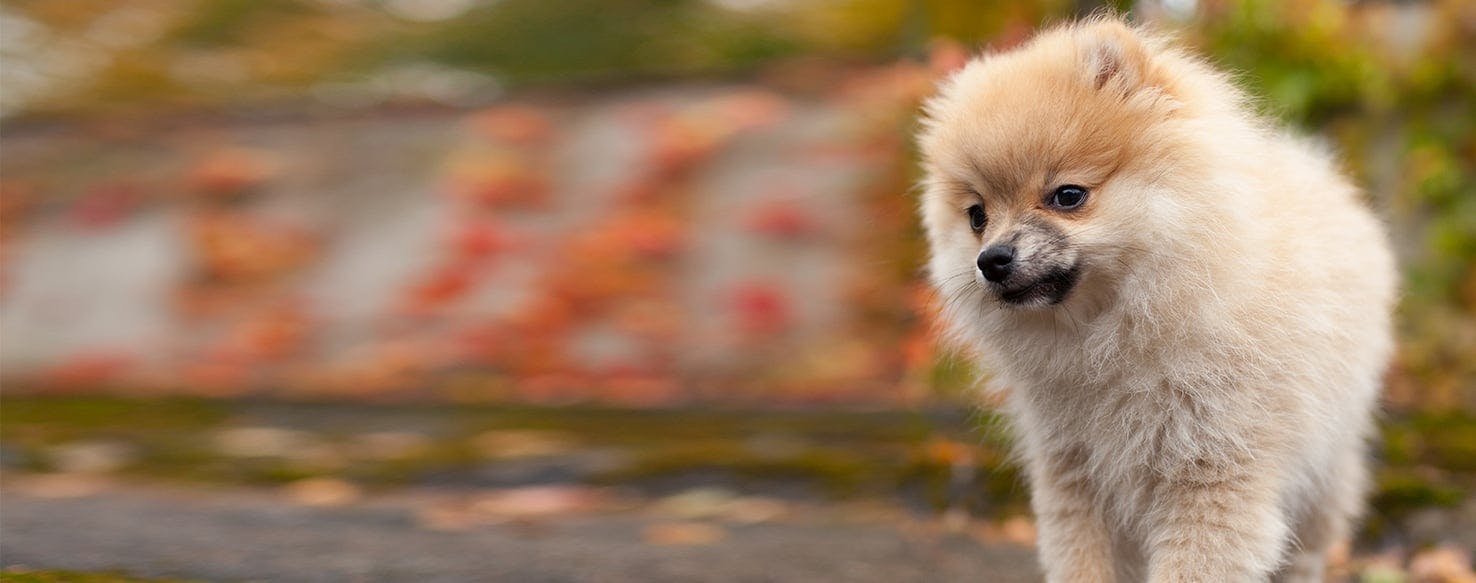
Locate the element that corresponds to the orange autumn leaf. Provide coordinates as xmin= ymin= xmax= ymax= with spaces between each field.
xmin=43 ymin=352 xmax=136 ymax=388
xmin=744 ymin=199 xmax=820 ymax=240
xmin=469 ymin=105 xmax=556 ymax=145
xmin=449 ymin=220 xmax=515 ymax=262
xmin=731 ymin=282 xmax=791 ymax=337
xmin=399 ymin=262 xmax=479 ymax=316
xmin=69 ymin=182 xmax=141 ymax=230
xmin=707 ymin=90 xmax=790 ymax=131
xmin=187 ymin=148 xmax=279 ymax=197
xmin=220 ymin=304 xmax=312 ymax=362
xmin=609 ymin=212 xmax=687 ymax=259
xmin=442 ymin=150 xmax=549 ymax=208
xmin=188 ymin=213 xmax=317 ymax=283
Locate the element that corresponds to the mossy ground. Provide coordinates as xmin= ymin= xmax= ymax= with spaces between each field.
xmin=0 ymin=569 xmax=193 ymax=583
xmin=4 ymin=396 xmax=1473 ymax=541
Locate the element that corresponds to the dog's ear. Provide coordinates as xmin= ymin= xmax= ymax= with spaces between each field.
xmin=1078 ymin=21 xmax=1152 ymax=94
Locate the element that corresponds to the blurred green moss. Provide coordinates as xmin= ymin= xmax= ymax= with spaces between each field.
xmin=0 ymin=570 xmax=194 ymax=583
xmin=166 ymin=0 xmax=320 ymax=48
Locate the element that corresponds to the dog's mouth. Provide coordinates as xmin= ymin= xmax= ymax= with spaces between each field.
xmin=997 ymin=265 xmax=1081 ymax=306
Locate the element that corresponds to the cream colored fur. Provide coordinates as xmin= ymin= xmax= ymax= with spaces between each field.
xmin=916 ymin=19 xmax=1396 ymax=583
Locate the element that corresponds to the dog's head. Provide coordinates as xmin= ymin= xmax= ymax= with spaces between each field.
xmin=918 ymin=20 xmax=1199 ymax=318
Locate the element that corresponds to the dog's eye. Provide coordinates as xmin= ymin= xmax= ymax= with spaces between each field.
xmin=1048 ymin=185 xmax=1088 ymax=210
xmin=967 ymin=204 xmax=986 ymax=233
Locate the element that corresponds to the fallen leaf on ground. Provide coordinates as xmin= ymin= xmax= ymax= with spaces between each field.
xmin=8 ymin=473 xmax=110 ymax=498
xmin=1000 ymin=517 xmax=1037 ymax=547
xmin=472 ymin=430 xmax=577 ymax=458
xmin=416 ymin=501 xmax=482 ymax=532
xmin=46 ymin=441 xmax=137 ymax=474
xmin=1356 ymin=551 xmax=1406 ymax=583
xmin=941 ymin=507 xmax=970 ymax=533
xmin=215 ymin=427 xmax=321 ymax=458
xmin=643 ymin=522 xmax=727 ymax=546
xmin=976 ymin=516 xmax=1038 ymax=548
xmin=723 ymin=497 xmax=787 ymax=524
xmin=471 ymin=486 xmax=608 ymax=519
xmin=284 ymin=477 xmax=361 ymax=507
xmin=655 ymin=487 xmax=738 ymax=520
xmin=349 ymin=431 xmax=431 ymax=460
xmin=1410 ymin=545 xmax=1476 ymax=583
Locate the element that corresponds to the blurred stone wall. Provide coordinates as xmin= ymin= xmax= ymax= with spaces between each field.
xmin=0 ymin=68 xmax=937 ymax=406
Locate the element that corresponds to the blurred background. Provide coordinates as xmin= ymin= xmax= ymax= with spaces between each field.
xmin=0 ymin=0 xmax=1472 ymax=581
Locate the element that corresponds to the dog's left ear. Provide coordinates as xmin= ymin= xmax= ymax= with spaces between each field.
xmin=1078 ymin=21 xmax=1152 ymax=95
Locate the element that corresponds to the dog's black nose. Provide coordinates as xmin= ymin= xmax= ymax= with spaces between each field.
xmin=978 ymin=245 xmax=1015 ymax=283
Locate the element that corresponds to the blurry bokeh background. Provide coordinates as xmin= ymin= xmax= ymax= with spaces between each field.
xmin=0 ymin=0 xmax=1473 ymax=581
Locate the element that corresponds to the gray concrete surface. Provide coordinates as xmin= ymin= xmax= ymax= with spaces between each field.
xmin=1 ymin=486 xmax=1041 ymax=582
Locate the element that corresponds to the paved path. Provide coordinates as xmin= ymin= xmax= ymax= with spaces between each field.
xmin=1 ymin=485 xmax=1040 ymax=582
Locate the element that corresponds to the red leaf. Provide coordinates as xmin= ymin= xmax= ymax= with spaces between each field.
xmin=731 ymin=282 xmax=791 ymax=336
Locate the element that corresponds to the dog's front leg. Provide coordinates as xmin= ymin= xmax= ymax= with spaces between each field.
xmin=1144 ymin=469 xmax=1290 ymax=582
xmin=1029 ymin=449 xmax=1115 ymax=583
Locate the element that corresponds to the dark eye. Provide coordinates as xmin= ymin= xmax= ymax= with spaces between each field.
xmin=1048 ymin=185 xmax=1088 ymax=210
xmin=966 ymin=204 xmax=986 ymax=233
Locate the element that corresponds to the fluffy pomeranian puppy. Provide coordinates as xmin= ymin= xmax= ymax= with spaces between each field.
xmin=917 ymin=19 xmax=1396 ymax=582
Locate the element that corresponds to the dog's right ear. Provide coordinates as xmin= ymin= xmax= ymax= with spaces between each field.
xmin=1077 ymin=21 xmax=1152 ymax=95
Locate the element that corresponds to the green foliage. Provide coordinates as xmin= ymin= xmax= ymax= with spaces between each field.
xmin=1389 ymin=413 xmax=1476 ymax=471
xmin=166 ymin=0 xmax=319 ymax=48
xmin=1372 ymin=472 xmax=1465 ymax=512
xmin=1198 ymin=0 xmax=1383 ymax=123
xmin=918 ymin=0 xmax=1072 ymax=46
xmin=1181 ymin=0 xmax=1476 ymax=409
xmin=335 ymin=0 xmax=834 ymax=85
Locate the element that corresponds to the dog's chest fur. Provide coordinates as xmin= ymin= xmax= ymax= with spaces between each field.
xmin=988 ymin=306 xmax=1296 ymax=529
